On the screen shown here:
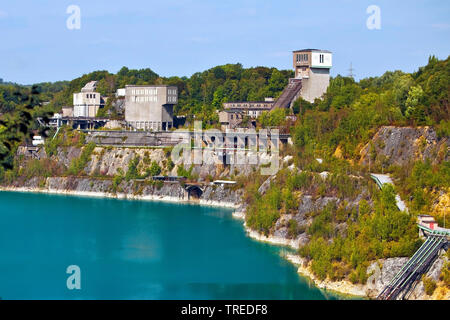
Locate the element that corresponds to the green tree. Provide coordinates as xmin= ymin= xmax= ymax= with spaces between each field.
xmin=405 ymin=85 xmax=425 ymax=122
xmin=147 ymin=161 xmax=162 ymax=177
xmin=125 ymin=156 xmax=140 ymax=181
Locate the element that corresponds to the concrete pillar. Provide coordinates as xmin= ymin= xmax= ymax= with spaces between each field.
xmin=419 ymin=228 xmax=426 ymax=240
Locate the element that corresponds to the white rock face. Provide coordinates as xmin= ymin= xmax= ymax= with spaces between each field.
xmin=365 ymin=253 xmax=448 ymax=300
xmin=365 ymin=257 xmax=409 ymax=298
xmin=85 ymin=147 xmax=166 ymax=176
xmin=360 ymin=126 xmax=450 ymax=167
xmin=408 ymin=253 xmax=447 ymax=300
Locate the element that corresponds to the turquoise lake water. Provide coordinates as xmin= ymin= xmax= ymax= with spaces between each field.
xmin=0 ymin=191 xmax=339 ymax=300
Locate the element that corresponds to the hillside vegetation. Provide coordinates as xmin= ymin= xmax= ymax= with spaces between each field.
xmin=245 ymin=55 xmax=449 ymax=284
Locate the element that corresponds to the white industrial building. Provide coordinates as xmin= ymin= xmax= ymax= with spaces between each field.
xmin=124 ymin=85 xmax=178 ymax=131
xmin=292 ymin=49 xmax=332 ymax=103
xmin=73 ymin=81 xmax=104 ymax=117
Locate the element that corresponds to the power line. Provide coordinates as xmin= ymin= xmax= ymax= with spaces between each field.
xmin=348 ymin=62 xmax=355 ymax=79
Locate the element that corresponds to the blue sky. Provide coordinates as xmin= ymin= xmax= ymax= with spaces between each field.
xmin=0 ymin=0 xmax=449 ymax=84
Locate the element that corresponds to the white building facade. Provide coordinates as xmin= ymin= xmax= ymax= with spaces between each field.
xmin=73 ymin=81 xmax=103 ymax=117
xmin=124 ymin=85 xmax=178 ymax=131
xmin=293 ymin=49 xmax=332 ymax=102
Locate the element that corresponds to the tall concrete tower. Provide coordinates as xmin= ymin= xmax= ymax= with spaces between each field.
xmin=293 ymin=49 xmax=332 ymax=103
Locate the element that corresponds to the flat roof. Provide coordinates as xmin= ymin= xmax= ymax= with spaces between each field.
xmin=152 ymin=175 xmax=184 ymax=179
xmin=125 ymin=85 xmax=176 ymax=88
xmin=224 ymin=108 xmax=270 ymax=113
xmin=213 ymin=180 xmax=237 ymax=184
xmin=224 ymin=101 xmax=274 ymax=104
xmin=293 ymin=49 xmax=332 ymax=53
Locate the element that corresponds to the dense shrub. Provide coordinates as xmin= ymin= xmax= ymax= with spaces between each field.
xmin=177 ymin=165 xmax=193 ymax=179
xmin=440 ymin=261 xmax=450 ymax=288
xmin=298 ymin=185 xmax=420 ymax=284
xmin=146 ymin=161 xmax=162 ymax=177
xmin=67 ymin=142 xmax=96 ymax=176
xmin=112 ymin=168 xmax=124 ymax=193
xmin=246 ymin=186 xmax=282 ymax=236
xmin=125 ymin=156 xmax=140 ymax=181
xmin=423 ymin=276 xmax=437 ymax=296
xmin=287 ymin=219 xmax=299 ymax=238
xmin=22 ymin=158 xmax=58 ymax=179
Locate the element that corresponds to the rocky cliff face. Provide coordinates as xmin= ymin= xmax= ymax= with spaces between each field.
xmin=407 ymin=252 xmax=449 ymax=300
xmin=288 ymin=249 xmax=449 ymax=300
xmin=10 ymin=144 xmax=244 ymax=206
xmin=366 ymin=253 xmax=449 ymax=300
xmin=365 ymin=255 xmax=448 ymax=300
xmin=3 ymin=175 xmax=242 ymax=207
xmin=85 ymin=147 xmax=167 ymax=176
xmin=267 ymin=178 xmax=371 ymax=249
xmin=39 ymin=144 xmax=264 ymax=181
xmin=359 ymin=126 xmax=449 ymax=167
xmin=365 ymin=257 xmax=409 ymax=298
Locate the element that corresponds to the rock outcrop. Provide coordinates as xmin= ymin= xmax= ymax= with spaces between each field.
xmin=85 ymin=147 xmax=167 ymax=176
xmin=360 ymin=126 xmax=449 ymax=167
xmin=365 ymin=257 xmax=409 ymax=298
xmin=1 ymin=175 xmax=242 ymax=208
xmin=407 ymin=253 xmax=449 ymax=300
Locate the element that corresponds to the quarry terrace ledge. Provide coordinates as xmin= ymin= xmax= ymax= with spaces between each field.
xmin=79 ymin=129 xmax=291 ymax=148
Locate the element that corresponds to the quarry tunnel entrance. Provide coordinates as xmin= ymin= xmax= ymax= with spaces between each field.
xmin=186 ymin=185 xmax=204 ymax=200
